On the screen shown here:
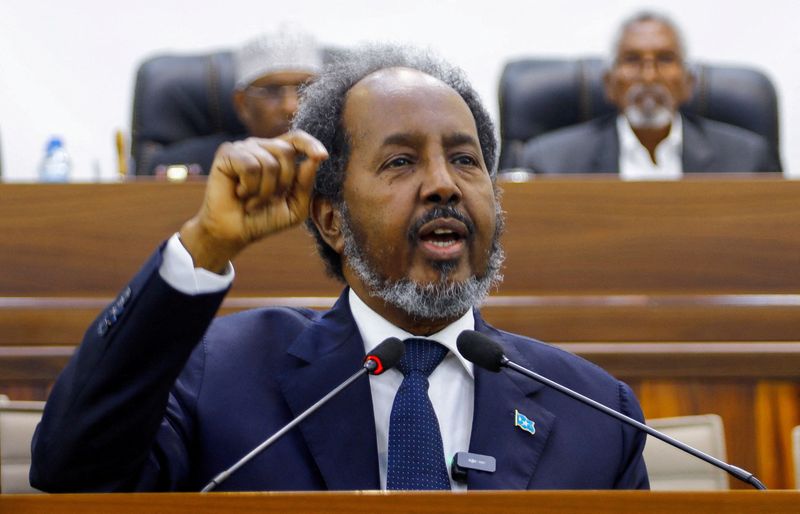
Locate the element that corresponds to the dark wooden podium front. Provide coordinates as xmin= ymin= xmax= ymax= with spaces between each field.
xmin=1 ymin=176 xmax=799 ymax=488
xmin=2 ymin=490 xmax=800 ymax=513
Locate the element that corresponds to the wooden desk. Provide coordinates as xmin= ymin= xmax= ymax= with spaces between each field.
xmin=2 ymin=491 xmax=799 ymax=513
xmin=1 ymin=177 xmax=799 ymax=487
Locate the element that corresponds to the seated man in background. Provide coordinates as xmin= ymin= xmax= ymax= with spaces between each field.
xmin=148 ymin=29 xmax=323 ymax=175
xmin=30 ymin=45 xmax=648 ymax=492
xmin=521 ymin=12 xmax=782 ymax=178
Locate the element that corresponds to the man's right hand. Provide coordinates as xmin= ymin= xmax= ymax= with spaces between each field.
xmin=179 ymin=131 xmax=328 ymax=273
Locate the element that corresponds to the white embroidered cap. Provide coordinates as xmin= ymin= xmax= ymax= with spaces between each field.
xmin=234 ymin=28 xmax=323 ymax=89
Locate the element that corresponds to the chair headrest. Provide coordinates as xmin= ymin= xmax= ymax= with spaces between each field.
xmin=131 ymin=51 xmax=245 ymax=173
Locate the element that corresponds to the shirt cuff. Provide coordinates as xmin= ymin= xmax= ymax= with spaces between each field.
xmin=159 ymin=233 xmax=235 ymax=295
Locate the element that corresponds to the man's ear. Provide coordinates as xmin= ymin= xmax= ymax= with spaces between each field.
xmin=602 ymin=68 xmax=618 ymax=105
xmin=232 ymin=89 xmax=250 ymax=126
xmin=310 ymin=195 xmax=345 ymax=255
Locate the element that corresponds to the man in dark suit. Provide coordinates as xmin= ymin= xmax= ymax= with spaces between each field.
xmin=30 ymin=46 xmax=649 ymax=492
xmin=522 ymin=12 xmax=781 ymax=177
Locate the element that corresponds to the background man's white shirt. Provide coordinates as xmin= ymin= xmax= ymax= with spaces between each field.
xmin=618 ymin=114 xmax=683 ymax=181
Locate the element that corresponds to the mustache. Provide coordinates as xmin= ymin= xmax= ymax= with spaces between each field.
xmin=407 ymin=205 xmax=476 ymax=243
xmin=626 ymin=83 xmax=673 ymax=106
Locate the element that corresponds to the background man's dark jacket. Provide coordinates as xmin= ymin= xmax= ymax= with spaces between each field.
xmin=521 ymin=114 xmax=782 ymax=174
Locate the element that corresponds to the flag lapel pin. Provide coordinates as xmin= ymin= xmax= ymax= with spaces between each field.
xmin=514 ymin=409 xmax=536 ymax=435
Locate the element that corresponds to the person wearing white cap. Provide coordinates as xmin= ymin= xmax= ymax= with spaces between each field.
xmin=145 ymin=28 xmax=323 ymax=175
xmin=232 ymin=29 xmax=323 ymax=138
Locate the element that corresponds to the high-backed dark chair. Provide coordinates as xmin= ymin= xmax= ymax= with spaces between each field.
xmin=131 ymin=51 xmax=245 ymax=175
xmin=498 ymin=57 xmax=780 ymax=170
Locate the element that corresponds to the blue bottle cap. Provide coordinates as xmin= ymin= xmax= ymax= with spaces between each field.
xmin=45 ymin=136 xmax=64 ymax=154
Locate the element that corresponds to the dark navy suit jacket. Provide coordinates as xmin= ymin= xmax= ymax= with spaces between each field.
xmin=521 ymin=114 xmax=782 ymax=174
xmin=30 ymin=246 xmax=649 ymax=492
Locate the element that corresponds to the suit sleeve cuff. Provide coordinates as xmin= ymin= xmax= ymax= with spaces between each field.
xmin=159 ymin=233 xmax=235 ymax=295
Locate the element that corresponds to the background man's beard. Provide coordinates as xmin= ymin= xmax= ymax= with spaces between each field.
xmin=623 ymin=83 xmax=675 ymax=129
xmin=339 ymin=204 xmax=505 ymax=321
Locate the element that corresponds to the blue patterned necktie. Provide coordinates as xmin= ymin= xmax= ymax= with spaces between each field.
xmin=386 ymin=338 xmax=451 ymax=490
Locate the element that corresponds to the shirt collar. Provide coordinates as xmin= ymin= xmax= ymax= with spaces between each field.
xmin=665 ymin=113 xmax=683 ymax=148
xmin=348 ymin=288 xmax=475 ymax=378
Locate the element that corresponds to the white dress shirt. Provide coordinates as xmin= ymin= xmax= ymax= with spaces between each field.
xmin=159 ymin=234 xmax=235 ymax=294
xmin=159 ymin=233 xmax=475 ymax=490
xmin=348 ymin=289 xmax=474 ymax=491
xmin=618 ymin=114 xmax=683 ymax=181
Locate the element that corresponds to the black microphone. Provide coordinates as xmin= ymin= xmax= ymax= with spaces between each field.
xmin=456 ymin=330 xmax=767 ymax=490
xmin=201 ymin=337 xmax=405 ymax=492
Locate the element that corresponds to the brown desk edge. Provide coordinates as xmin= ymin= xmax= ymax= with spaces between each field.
xmin=2 ymin=490 xmax=800 ymax=514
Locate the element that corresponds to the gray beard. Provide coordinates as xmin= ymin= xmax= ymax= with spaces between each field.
xmin=624 ymin=83 xmax=675 ymax=129
xmin=340 ymin=204 xmax=505 ymax=321
xmin=625 ymin=104 xmax=673 ymax=129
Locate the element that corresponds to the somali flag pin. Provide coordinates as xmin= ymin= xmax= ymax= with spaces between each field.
xmin=514 ymin=409 xmax=536 ymax=435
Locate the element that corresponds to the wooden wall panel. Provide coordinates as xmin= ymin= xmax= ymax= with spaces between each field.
xmin=2 ymin=178 xmax=799 ymax=298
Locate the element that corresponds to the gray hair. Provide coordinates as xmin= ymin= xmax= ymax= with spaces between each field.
xmin=292 ymin=44 xmax=498 ymax=282
xmin=610 ymin=11 xmax=688 ymax=65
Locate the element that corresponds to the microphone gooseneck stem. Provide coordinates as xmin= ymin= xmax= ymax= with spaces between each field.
xmin=501 ymin=357 xmax=767 ymax=490
xmin=201 ymin=366 xmax=369 ymax=492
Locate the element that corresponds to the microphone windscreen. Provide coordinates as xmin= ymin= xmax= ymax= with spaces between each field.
xmin=366 ymin=337 xmax=405 ymax=375
xmin=457 ymin=330 xmax=505 ymax=372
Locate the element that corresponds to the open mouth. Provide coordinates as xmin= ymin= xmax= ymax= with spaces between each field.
xmin=424 ymin=227 xmax=463 ymax=246
xmin=417 ymin=219 xmax=469 ymax=259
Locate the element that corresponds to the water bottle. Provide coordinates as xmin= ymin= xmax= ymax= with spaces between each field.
xmin=38 ymin=136 xmax=71 ymax=182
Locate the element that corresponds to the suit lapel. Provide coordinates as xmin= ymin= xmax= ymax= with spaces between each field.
xmin=467 ymin=318 xmax=556 ymax=489
xmin=277 ymin=290 xmax=380 ymax=490
xmin=681 ymin=114 xmax=714 ymax=171
xmin=590 ymin=116 xmax=620 ymax=172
